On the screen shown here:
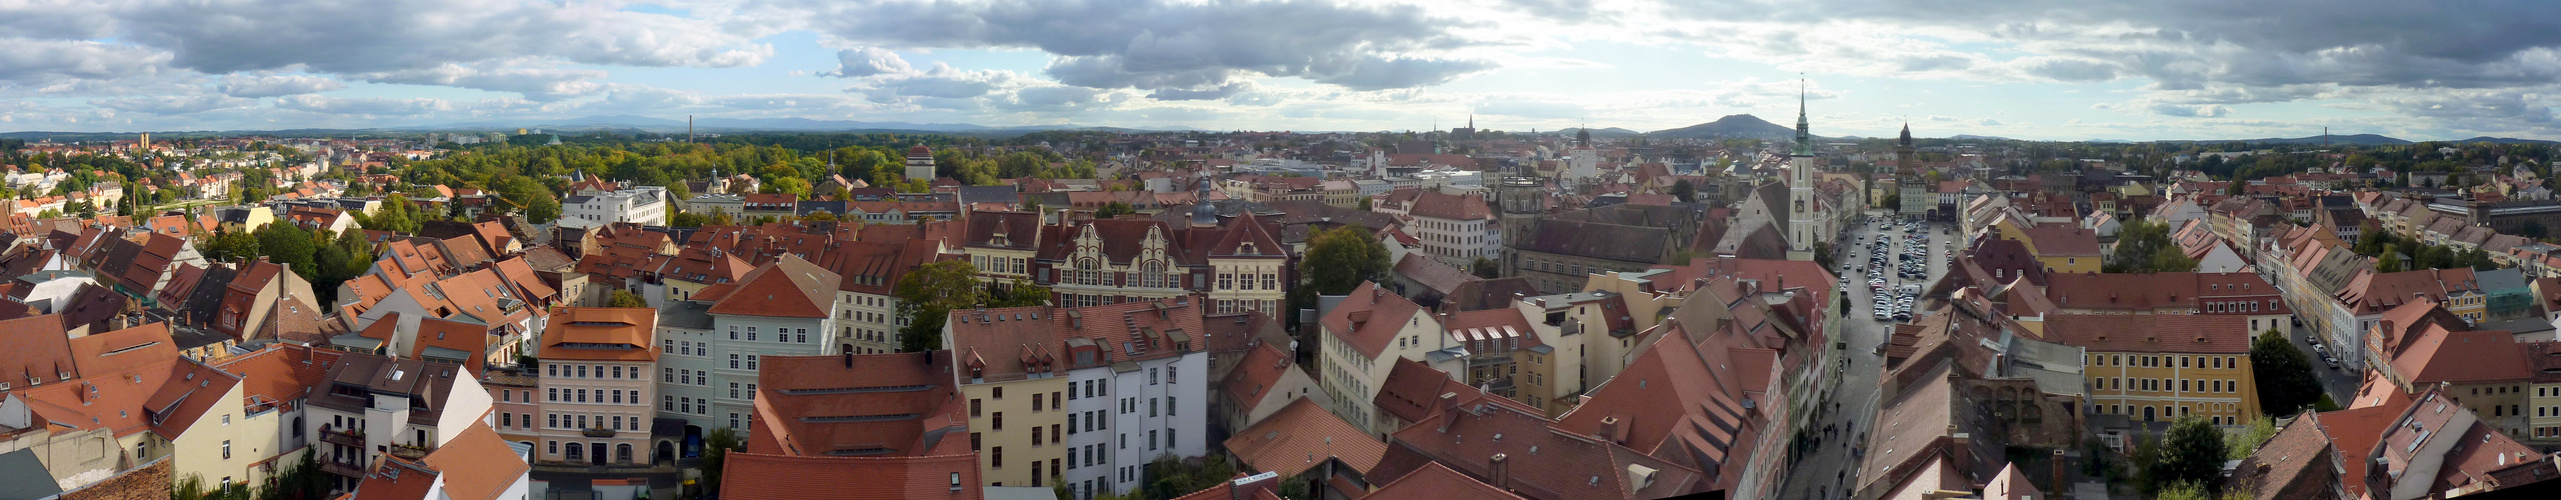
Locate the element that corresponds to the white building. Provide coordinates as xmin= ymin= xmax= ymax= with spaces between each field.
xmin=1378 ymin=189 xmax=1501 ymax=272
xmin=560 ymin=185 xmax=669 ymax=229
xmin=304 ymin=352 xmax=494 ymax=493
xmin=651 ymin=255 xmax=841 ymax=436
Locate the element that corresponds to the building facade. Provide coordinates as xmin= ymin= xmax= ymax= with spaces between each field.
xmin=533 ymin=307 xmax=659 ymax=466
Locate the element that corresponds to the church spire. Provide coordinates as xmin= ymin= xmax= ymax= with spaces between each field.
xmin=1899 ymin=122 xmax=1913 ymax=146
xmin=1792 ymin=79 xmax=1813 ymax=156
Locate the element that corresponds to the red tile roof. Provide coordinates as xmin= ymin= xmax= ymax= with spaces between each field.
xmin=1220 ymin=343 xmax=1296 ymax=415
xmin=1224 ymin=398 xmax=1385 ymax=478
xmin=704 ymin=255 xmax=839 ymax=318
xmin=2016 ymin=224 xmax=2102 ymax=257
xmin=2043 ymin=313 xmax=2253 ymax=355
xmin=1373 ymin=357 xmax=1535 ymax=426
xmin=1367 ymin=462 xmax=1525 ymax=499
xmin=721 ymin=451 xmax=983 ymax=499
xmin=419 ymin=422 xmax=529 ymax=500
xmin=541 ymin=308 xmax=658 ymax=362
xmin=1319 ymin=282 xmax=1427 ymax=359
xmin=749 ymin=351 xmax=964 ymax=459
xmin=0 ymin=314 xmax=76 ymax=393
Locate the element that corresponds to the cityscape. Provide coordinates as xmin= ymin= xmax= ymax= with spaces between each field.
xmin=4 ymin=2 xmax=2561 ymax=500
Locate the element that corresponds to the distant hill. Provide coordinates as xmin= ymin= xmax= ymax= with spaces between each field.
xmin=1950 ymin=134 xmax=2014 ymax=141
xmin=2450 ymin=136 xmax=2560 ymax=144
xmin=2168 ymin=133 xmax=2412 ymax=145
xmin=1647 ymin=114 xmax=1795 ymax=140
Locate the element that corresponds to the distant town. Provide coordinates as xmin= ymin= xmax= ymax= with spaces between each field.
xmin=2 ymin=102 xmax=2561 ymax=500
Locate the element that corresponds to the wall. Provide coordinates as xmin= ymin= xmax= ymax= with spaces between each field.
xmin=2083 ymin=351 xmax=2259 ymax=425
xmin=170 ymin=384 xmax=255 ymax=489
xmin=961 ymin=376 xmax=1070 ymax=488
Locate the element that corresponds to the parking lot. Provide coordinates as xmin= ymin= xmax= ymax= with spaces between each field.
xmin=1783 ymin=212 xmax=1955 ymax=500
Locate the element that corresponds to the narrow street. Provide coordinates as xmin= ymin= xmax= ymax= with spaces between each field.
xmin=1779 ymin=213 xmax=1953 ymax=500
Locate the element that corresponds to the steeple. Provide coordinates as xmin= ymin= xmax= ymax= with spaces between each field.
xmin=1792 ymin=80 xmax=1813 ymax=156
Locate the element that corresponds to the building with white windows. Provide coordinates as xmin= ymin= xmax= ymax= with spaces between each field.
xmin=560 ymin=183 xmax=669 ymax=229
xmin=650 ymin=255 xmax=840 ymax=437
xmin=944 ymin=299 xmax=1210 ymax=498
xmin=532 ymin=307 xmax=660 ymax=467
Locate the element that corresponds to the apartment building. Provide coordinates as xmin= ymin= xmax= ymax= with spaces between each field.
xmin=724 ymin=351 xmax=981 ymax=499
xmin=2051 ymin=314 xmax=2261 ymax=424
xmin=2366 ymin=299 xmax=2533 ymax=439
xmin=1317 ymin=282 xmax=1459 ymax=436
xmin=535 ymin=307 xmax=660 ymax=466
xmin=1023 ymin=213 xmax=1288 ymax=315
xmin=1374 ymin=189 xmax=1500 ymax=272
xmin=943 ymin=299 xmax=1211 ymax=497
xmin=560 ymin=182 xmax=669 ymax=229
xmin=304 ymin=352 xmax=493 ymax=493
xmin=653 ymin=255 xmax=841 ymax=436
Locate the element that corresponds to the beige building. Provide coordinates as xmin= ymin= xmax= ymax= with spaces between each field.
xmin=2051 ymin=314 xmax=2261 ymax=424
xmin=1316 ymin=282 xmax=1460 ymax=436
xmin=534 ymin=307 xmax=660 ymax=466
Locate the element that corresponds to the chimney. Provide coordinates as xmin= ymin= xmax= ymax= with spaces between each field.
xmin=2052 ymin=449 xmax=2066 ymax=491
xmin=1435 ymin=392 xmax=1460 ymax=432
xmin=1598 ymin=416 xmax=1622 ymax=443
xmin=1489 ymin=453 xmax=1510 ymax=490
xmin=1949 ymin=431 xmax=1973 ymax=478
xmin=843 ymin=351 xmax=853 ymax=368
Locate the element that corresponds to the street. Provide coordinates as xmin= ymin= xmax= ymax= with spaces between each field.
xmin=2278 ymin=320 xmax=2362 ymax=409
xmin=1779 ymin=212 xmax=1954 ymax=500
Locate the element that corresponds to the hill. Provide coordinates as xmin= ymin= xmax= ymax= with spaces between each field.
xmin=1646 ymin=114 xmax=1795 ymax=140
xmin=2450 ymin=136 xmax=2560 ymax=145
xmin=2166 ymin=133 xmax=2412 ymax=145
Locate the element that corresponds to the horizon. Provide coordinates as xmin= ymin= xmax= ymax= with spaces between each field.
xmin=3 ymin=1 xmax=2556 ymax=142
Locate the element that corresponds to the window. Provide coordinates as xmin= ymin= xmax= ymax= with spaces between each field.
xmin=1168 ymin=396 xmax=1176 ymax=416
xmin=730 ymin=383 xmax=741 ymax=399
xmin=746 ymin=326 xmax=758 ymax=341
xmin=1149 ymin=368 xmax=1158 ymax=385
xmin=222 ymin=440 xmax=231 ymax=459
xmin=746 ymin=355 xmax=759 ymax=370
xmin=1034 ymin=393 xmax=1044 ymax=411
xmin=663 ymin=368 xmax=674 ymax=382
xmin=1167 ymin=366 xmax=1177 ymax=384
xmin=664 ymin=395 xmax=675 ymax=411
xmin=1033 ymin=427 xmax=1043 ymax=445
xmin=994 ymin=412 xmax=1003 ymax=430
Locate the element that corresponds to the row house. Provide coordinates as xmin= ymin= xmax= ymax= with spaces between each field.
xmin=341 ymin=421 xmax=530 ymax=500
xmin=1023 ymin=213 xmax=1288 ymax=315
xmin=349 ymin=268 xmax=542 ymax=368
xmin=1316 ymin=282 xmax=1459 ymax=436
xmin=2366 ymin=298 xmax=2536 ymax=440
xmin=2239 ymin=387 xmax=2556 ymax=500
xmin=2262 ymin=224 xmax=2373 ymax=366
xmin=2327 ymin=268 xmax=2485 ymax=369
xmin=941 ymin=299 xmax=1211 ymax=496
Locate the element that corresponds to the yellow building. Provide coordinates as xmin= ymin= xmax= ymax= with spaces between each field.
xmin=944 ymin=316 xmax=1073 ymax=488
xmin=2050 ymin=314 xmax=2260 ymax=424
xmin=1999 ymin=223 xmax=2104 ymax=274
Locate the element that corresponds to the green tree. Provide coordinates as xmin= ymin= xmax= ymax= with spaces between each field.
xmin=254 ymin=223 xmax=321 ymax=281
xmin=1470 ymin=257 xmax=1501 ymax=279
xmin=2106 ymin=220 xmax=2192 ymax=273
xmin=1358 ymin=196 xmax=1373 ymax=211
xmin=700 ymin=427 xmax=742 ymax=498
xmin=2150 ymin=415 xmax=2231 ymax=495
xmin=1302 ymin=226 xmax=1392 ymax=295
xmin=895 ymin=260 xmax=991 ymax=352
xmin=763 ymin=176 xmax=812 ymax=197
xmin=259 ymin=448 xmax=330 ymax=500
xmin=491 ymin=175 xmax=560 ymax=223
xmin=2225 ymin=414 xmax=2279 ymax=460
xmin=991 ymin=279 xmax=1053 ymax=307
xmin=205 ymin=229 xmax=261 ymax=263
xmin=1669 ymin=179 xmax=1696 ymax=203
xmin=608 ymin=290 xmax=648 ymax=308
xmin=1093 ymin=201 xmax=1136 ymax=219
xmin=670 ymin=212 xmax=710 ymax=227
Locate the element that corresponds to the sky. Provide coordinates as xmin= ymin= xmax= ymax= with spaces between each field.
xmin=1 ymin=0 xmax=2557 ymax=141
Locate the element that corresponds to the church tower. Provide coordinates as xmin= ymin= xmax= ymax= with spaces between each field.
xmin=1497 ymin=159 xmax=1547 ymax=279
xmin=1785 ymin=84 xmax=1820 ymax=262
xmin=1895 ymin=123 xmax=1917 ymax=168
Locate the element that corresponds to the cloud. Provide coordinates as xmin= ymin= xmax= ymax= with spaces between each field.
xmin=855 ymin=63 xmax=1027 ymax=104
xmin=275 ymin=95 xmax=451 ymax=116
xmin=1499 ymin=0 xmax=1600 ymax=23
xmin=353 ymin=61 xmax=609 ymax=101
xmin=117 ymin=0 xmax=769 ymax=75
xmin=0 ymin=39 xmax=171 ymax=85
xmin=787 ymin=0 xmax=1491 ymax=91
xmin=1474 ymin=100 xmax=1586 ymax=119
xmin=1147 ymin=83 xmax=1252 ymax=101
xmin=2144 ymin=103 xmax=2230 ymax=118
xmin=217 ymin=73 xmax=346 ymax=97
xmin=89 ymin=94 xmax=253 ymax=114
xmin=826 ymin=47 xmax=912 ymax=78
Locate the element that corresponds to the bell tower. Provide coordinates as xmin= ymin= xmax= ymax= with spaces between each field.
xmin=1497 ymin=160 xmax=1546 ymax=279
xmin=1786 ymin=82 xmax=1820 ymax=261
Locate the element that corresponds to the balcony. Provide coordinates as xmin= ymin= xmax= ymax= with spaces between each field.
xmin=582 ymin=427 xmax=619 ymax=438
xmin=319 ymin=458 xmax=368 ymax=478
xmin=319 ymin=427 xmax=365 ymax=448
xmin=387 ymin=443 xmax=435 ymax=460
